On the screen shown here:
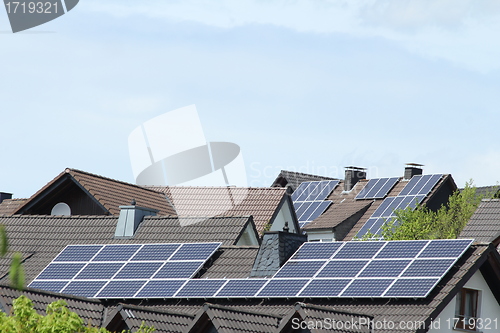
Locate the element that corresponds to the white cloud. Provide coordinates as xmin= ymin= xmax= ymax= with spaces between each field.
xmin=82 ymin=0 xmax=500 ymax=72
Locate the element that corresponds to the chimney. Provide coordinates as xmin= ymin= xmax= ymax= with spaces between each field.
xmin=115 ymin=200 xmax=158 ymax=238
xmin=250 ymin=231 xmax=306 ymax=277
xmin=0 ymin=193 xmax=12 ymax=204
xmin=404 ymin=163 xmax=423 ymax=180
xmin=344 ymin=166 xmax=366 ymax=191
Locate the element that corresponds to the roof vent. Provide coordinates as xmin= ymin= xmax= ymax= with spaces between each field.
xmin=115 ymin=204 xmax=158 ymax=238
xmin=405 ymin=163 xmax=423 ymax=180
xmin=344 ymin=166 xmax=366 ymax=191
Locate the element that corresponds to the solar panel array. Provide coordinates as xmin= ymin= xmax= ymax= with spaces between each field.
xmin=291 ymin=180 xmax=339 ymax=228
xmin=28 ymin=243 xmax=221 ymax=298
xmin=356 ymin=174 xmax=443 ymax=239
xmin=355 ymin=177 xmax=399 ymax=200
xmin=29 ymin=239 xmax=472 ymax=299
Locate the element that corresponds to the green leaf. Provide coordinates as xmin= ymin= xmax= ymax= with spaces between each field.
xmin=9 ymin=252 xmax=24 ymax=291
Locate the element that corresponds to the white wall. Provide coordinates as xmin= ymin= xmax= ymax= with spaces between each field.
xmin=306 ymin=230 xmax=334 ymax=242
xmin=270 ymin=199 xmax=297 ymax=233
xmin=428 ymin=271 xmax=500 ymax=332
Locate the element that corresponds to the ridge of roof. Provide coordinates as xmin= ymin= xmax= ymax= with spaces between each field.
xmin=202 ymin=303 xmax=283 ymax=318
xmin=67 ymin=168 xmax=165 ymax=195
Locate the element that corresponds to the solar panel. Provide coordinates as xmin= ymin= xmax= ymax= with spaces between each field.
xmin=332 ymin=242 xmax=384 ymax=259
xmin=170 ymin=243 xmax=220 ymax=261
xmin=28 ymin=239 xmax=472 ymax=299
xmin=316 ymin=260 xmax=368 ymax=278
xmin=29 ymin=280 xmax=69 ymax=293
xmin=292 ymin=181 xmax=338 ymax=228
xmin=75 ymin=263 xmax=124 ymax=280
xmin=153 ymin=261 xmax=205 ymax=279
xmin=62 ymin=281 xmax=107 ymax=298
xmin=356 ymin=174 xmax=443 ymax=239
xmin=28 ymin=242 xmax=222 ymax=298
xmin=299 ymin=279 xmax=350 ymax=297
xmin=384 ymin=278 xmax=439 ymax=297
xmin=93 ymin=244 xmax=141 ymax=261
xmin=114 ymin=262 xmax=163 ymax=279
xmin=215 ymin=279 xmax=268 ymax=297
xmin=356 ymin=177 xmax=399 ymax=200
xmin=402 ymin=259 xmax=456 ymax=277
xmin=291 ymin=242 xmax=342 ymax=260
xmin=175 ymin=279 xmax=226 ymax=298
xmin=36 ymin=263 xmax=85 ymax=280
xmin=96 ymin=280 xmax=145 ymax=298
xmin=257 ymin=279 xmax=309 ymax=297
xmin=266 ymin=239 xmax=473 ymax=299
xmin=376 ymin=240 xmax=428 ymax=258
xmin=136 ymin=280 xmax=187 ymax=298
xmin=131 ymin=244 xmax=179 ymax=261
xmin=274 ymin=261 xmax=327 ymax=278
xmin=358 ymin=260 xmax=410 ymax=277
xmin=53 ymin=245 xmax=103 ymax=262
xmin=342 ymin=279 xmax=394 ymax=297
xmin=418 ymin=239 xmax=472 ymax=258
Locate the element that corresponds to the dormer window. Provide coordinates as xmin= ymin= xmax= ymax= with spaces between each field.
xmin=455 ymin=288 xmax=480 ymax=331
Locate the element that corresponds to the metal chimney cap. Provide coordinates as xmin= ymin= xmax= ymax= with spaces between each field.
xmin=345 ymin=166 xmax=367 ymax=170
xmin=405 ymin=163 xmax=424 ymax=167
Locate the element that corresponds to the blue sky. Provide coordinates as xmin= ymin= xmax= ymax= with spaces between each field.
xmin=1 ymin=0 xmax=500 ymax=198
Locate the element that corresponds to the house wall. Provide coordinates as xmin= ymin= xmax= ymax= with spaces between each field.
xmin=428 ymin=271 xmax=500 ymax=333
xmin=271 ymin=200 xmax=297 ymax=233
xmin=306 ymin=231 xmax=334 ymax=242
xmin=236 ymin=224 xmax=259 ymax=246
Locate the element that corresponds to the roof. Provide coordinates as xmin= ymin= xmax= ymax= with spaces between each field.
xmin=0 ymin=198 xmax=27 ymax=215
xmin=0 ymin=285 xmax=105 ymax=327
xmin=186 ymin=303 xmax=282 ymax=333
xmin=148 ymin=186 xmax=291 ymax=234
xmin=120 ymin=243 xmax=500 ymax=333
xmin=138 ymin=215 xmax=257 ymax=246
xmin=15 ymin=168 xmax=176 ymax=216
xmin=278 ymin=302 xmax=372 ymax=333
xmin=200 ymin=246 xmax=260 ymax=279
xmin=271 ymin=170 xmax=337 ymax=191
xmin=459 ymin=199 xmax=500 ymax=245
xmin=344 ymin=174 xmax=454 ymax=241
xmin=304 ymin=198 xmax=372 ymax=230
xmin=106 ymin=304 xmax=194 ymax=333
xmin=464 ymin=185 xmax=500 ymax=198
xmin=0 ymin=214 xmax=255 ymax=284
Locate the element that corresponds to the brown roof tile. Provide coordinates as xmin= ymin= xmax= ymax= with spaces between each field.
xmin=0 ymin=199 xmax=27 ymax=215
xmin=0 ymin=285 xmax=105 ymax=326
xmin=149 ymin=186 xmax=289 ymax=234
xmin=459 ymin=199 xmax=500 ymax=244
xmin=15 ymin=168 xmax=176 ymax=216
xmin=201 ymin=246 xmax=259 ymax=279
xmin=0 ymin=215 xmax=254 ymax=284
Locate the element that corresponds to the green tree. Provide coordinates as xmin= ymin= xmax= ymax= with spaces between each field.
xmin=0 ymin=295 xmax=155 ymax=333
xmin=0 ymin=224 xmax=24 ymax=290
xmin=381 ymin=181 xmax=483 ymax=240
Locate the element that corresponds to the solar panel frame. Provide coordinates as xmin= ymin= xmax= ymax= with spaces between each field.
xmin=274 ymin=260 xmax=327 ymax=278
xmin=356 ymin=174 xmax=444 ymax=239
xmin=299 ymin=279 xmax=351 ymax=297
xmin=215 ymin=279 xmax=268 ymax=297
xmin=175 ymin=279 xmax=227 ymax=298
xmin=30 ymin=242 xmax=222 ymax=299
xmin=61 ymin=280 xmax=108 ymax=298
xmin=53 ymin=245 xmax=103 ymax=262
xmin=96 ymin=280 xmax=146 ymax=298
xmin=256 ymin=279 xmax=309 ymax=297
xmin=136 ymin=280 xmax=188 ymax=298
xmin=291 ymin=242 xmax=342 ymax=260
